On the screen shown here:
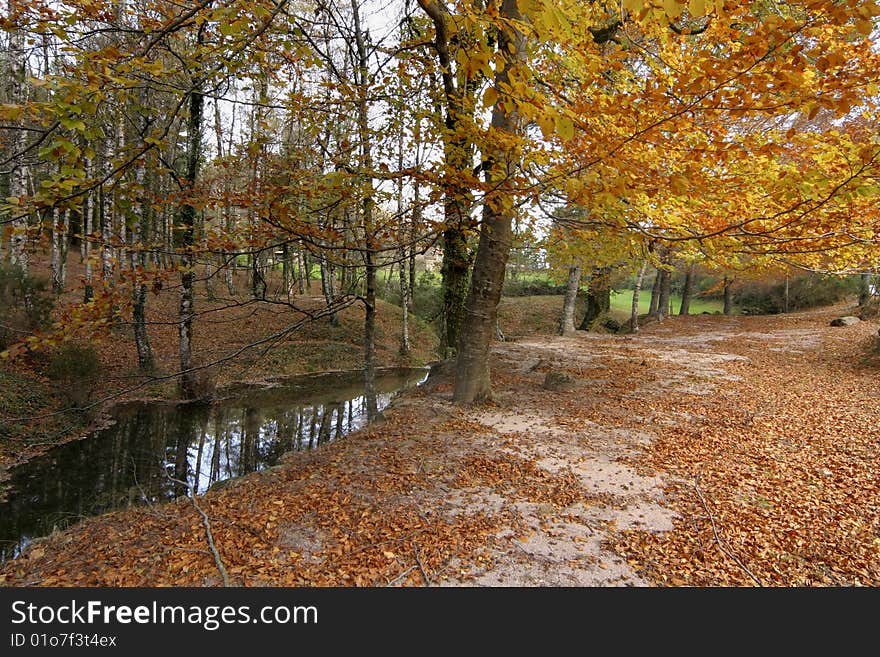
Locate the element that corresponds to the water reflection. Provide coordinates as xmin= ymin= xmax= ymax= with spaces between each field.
xmin=0 ymin=367 xmax=428 ymax=563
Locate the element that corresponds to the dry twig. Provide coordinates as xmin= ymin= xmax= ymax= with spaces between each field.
xmin=413 ymin=544 xmax=433 ymax=586
xmin=693 ymin=475 xmax=763 ymax=587
xmin=165 ymin=473 xmax=231 ymax=587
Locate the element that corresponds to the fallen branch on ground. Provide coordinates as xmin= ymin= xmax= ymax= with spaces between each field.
xmin=413 ymin=544 xmax=433 ymax=586
xmin=693 ymin=474 xmax=763 ymax=587
xmin=165 ymin=473 xmax=231 ymax=587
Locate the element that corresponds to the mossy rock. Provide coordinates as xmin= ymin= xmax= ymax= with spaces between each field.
xmin=543 ymin=371 xmax=576 ymax=391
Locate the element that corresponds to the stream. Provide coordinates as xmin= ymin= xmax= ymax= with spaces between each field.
xmin=0 ymin=366 xmax=429 ymax=563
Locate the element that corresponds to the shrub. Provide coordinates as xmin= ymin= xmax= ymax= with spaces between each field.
xmin=377 ymin=271 xmax=444 ymax=325
xmin=45 ymin=342 xmax=101 ymax=407
xmin=502 ymin=276 xmax=567 ymax=297
xmin=0 ymin=263 xmax=54 ymax=350
xmin=581 ymin=312 xmax=624 ymax=334
xmin=734 ymin=274 xmax=859 ymax=315
xmin=859 ymin=298 xmax=879 ymax=320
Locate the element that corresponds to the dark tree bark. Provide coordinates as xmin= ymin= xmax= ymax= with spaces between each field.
xmin=857 ymin=273 xmax=870 ymax=306
xmin=657 ymin=267 xmax=671 ymax=320
xmin=319 ymin=253 xmax=339 ymax=326
xmin=177 ymin=69 xmax=204 ymax=399
xmin=296 ymin=248 xmax=307 ymax=294
xmin=83 ymin=157 xmax=95 ymax=302
xmin=50 ymin=207 xmax=69 ymax=293
xmin=440 ymin=227 xmax=471 ymax=356
xmin=417 ymin=0 xmax=481 ymax=359
xmin=679 ymin=263 xmax=694 ymax=315
xmin=648 ymin=267 xmax=661 ymax=316
xmin=579 ymin=268 xmax=611 ymax=330
xmin=453 ymin=0 xmax=526 ymax=403
xmin=130 ymin=91 xmax=154 ymax=372
xmin=784 ymin=275 xmax=790 ymax=313
xmin=723 ymin=276 xmax=733 ymax=315
xmin=351 ymin=0 xmax=378 ymax=419
xmin=251 ymin=251 xmax=267 ymax=299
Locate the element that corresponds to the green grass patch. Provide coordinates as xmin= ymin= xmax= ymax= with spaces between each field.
xmin=611 ymin=290 xmax=729 ymax=316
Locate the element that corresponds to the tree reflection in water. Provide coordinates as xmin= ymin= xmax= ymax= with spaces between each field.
xmin=0 ymin=368 xmax=428 ymax=562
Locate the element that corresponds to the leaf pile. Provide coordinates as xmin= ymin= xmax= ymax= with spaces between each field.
xmin=455 ymin=454 xmax=584 ymax=508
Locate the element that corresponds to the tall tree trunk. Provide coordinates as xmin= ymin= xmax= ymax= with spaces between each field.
xmin=100 ymin=114 xmax=116 ymax=290
xmin=417 ymin=0 xmax=479 ymax=359
xmin=857 ymin=273 xmax=871 ymax=306
xmin=441 ymin=227 xmax=471 ymax=357
xmin=784 ymin=275 xmax=791 ymax=313
xmin=213 ymin=97 xmax=236 ymax=297
xmin=251 ymin=250 xmax=267 ymax=299
xmin=225 ymin=253 xmax=236 ymax=295
xmin=248 ymin=74 xmax=269 ymax=301
xmin=296 ymin=247 xmax=306 ymax=294
xmin=50 ymin=207 xmax=69 ymax=293
xmin=648 ymin=268 xmax=661 ymax=316
xmin=409 ymin=118 xmax=421 ymax=314
xmin=723 ymin=276 xmax=733 ymax=315
xmin=7 ymin=10 xmax=29 ymax=273
xmin=399 ymin=244 xmax=411 ymax=355
xmin=178 ymin=74 xmax=204 ymax=399
xmin=558 ymin=264 xmax=581 ymax=335
xmin=679 ymin=263 xmax=694 ymax=315
xmin=115 ymin=114 xmax=127 ymax=269
xmin=282 ymin=243 xmax=293 ymax=300
xmin=130 ymin=156 xmax=154 ymax=371
xmin=657 ymin=267 xmax=671 ymax=320
xmin=453 ymin=0 xmax=525 ymax=404
xmin=319 ymin=254 xmax=338 ymax=325
xmin=364 ymin=249 xmax=378 ymax=418
xmin=204 ymin=261 xmax=215 ymax=299
xmin=60 ymin=209 xmax=70 ymax=288
xmin=83 ymin=158 xmax=94 ymax=302
xmin=630 ymin=259 xmax=647 ymax=332
xmin=351 ymin=0 xmax=378 ymax=419
xmin=396 ymin=109 xmax=410 ymax=355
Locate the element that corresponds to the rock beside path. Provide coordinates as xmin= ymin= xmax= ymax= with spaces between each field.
xmin=542 ymin=371 xmax=576 ymax=390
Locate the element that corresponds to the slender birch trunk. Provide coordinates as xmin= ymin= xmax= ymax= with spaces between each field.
xmin=8 ymin=11 xmax=29 ymax=273
xmin=558 ymin=264 xmax=581 ymax=335
xmin=630 ymin=260 xmax=647 ymax=333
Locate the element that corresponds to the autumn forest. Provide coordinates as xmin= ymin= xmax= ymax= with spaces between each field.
xmin=0 ymin=0 xmax=879 ymax=588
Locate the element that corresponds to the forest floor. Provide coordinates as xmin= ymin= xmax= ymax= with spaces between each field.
xmin=2 ymin=301 xmax=878 ymax=586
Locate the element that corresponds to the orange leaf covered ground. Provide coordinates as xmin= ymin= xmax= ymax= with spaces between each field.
xmin=2 ymin=303 xmax=878 ymax=586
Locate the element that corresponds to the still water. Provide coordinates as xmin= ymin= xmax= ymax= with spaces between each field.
xmin=0 ymin=367 xmax=429 ymax=562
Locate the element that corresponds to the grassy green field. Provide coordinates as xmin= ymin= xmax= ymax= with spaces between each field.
xmin=496 ymin=291 xmax=731 ymax=339
xmin=611 ymin=289 xmax=729 ymax=316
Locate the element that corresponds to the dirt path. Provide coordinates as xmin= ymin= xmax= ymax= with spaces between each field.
xmin=2 ymin=305 xmax=878 ymax=586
